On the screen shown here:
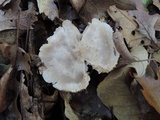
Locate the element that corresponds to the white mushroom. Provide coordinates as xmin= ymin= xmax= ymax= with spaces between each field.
xmin=80 ymin=18 xmax=119 ymax=73
xmin=39 ymin=20 xmax=89 ymax=92
xmin=39 ymin=18 xmax=119 ymax=92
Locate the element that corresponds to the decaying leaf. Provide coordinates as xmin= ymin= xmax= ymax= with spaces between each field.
xmin=0 ymin=0 xmax=37 ymax=31
xmin=128 ymin=10 xmax=160 ymax=43
xmin=60 ymin=71 xmax=117 ymax=120
xmin=153 ymin=0 xmax=160 ymax=10
xmin=79 ymin=0 xmax=136 ymax=23
xmin=0 ymin=66 xmax=17 ymax=112
xmin=113 ymin=29 xmax=135 ymax=61
xmin=42 ymin=90 xmax=58 ymax=112
xmin=0 ymin=30 xmax=17 ymax=44
xmin=61 ymin=93 xmax=79 ymax=120
xmin=127 ymin=45 xmax=148 ymax=77
xmin=5 ymin=81 xmax=21 ymax=120
xmin=70 ymin=0 xmax=85 ymax=11
xmin=0 ymin=43 xmax=32 ymax=74
xmin=108 ymin=5 xmax=150 ymax=48
xmin=39 ymin=18 xmax=119 ymax=92
xmin=58 ymin=0 xmax=78 ymax=20
xmin=20 ymin=73 xmax=43 ymax=120
xmin=136 ymin=68 xmax=160 ymax=113
xmin=97 ymin=68 xmax=143 ymax=120
xmin=37 ymin=0 xmax=59 ymax=20
xmin=0 ymin=0 xmax=11 ymax=7
xmin=130 ymin=79 xmax=151 ymax=114
xmin=153 ymin=51 xmax=160 ymax=63
xmin=16 ymin=47 xmax=32 ymax=74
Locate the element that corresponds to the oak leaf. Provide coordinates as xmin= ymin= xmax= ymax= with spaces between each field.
xmin=136 ymin=69 xmax=160 ymax=113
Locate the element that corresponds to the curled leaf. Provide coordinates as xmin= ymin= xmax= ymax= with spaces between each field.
xmin=136 ymin=68 xmax=160 ymax=113
xmin=127 ymin=46 xmax=148 ymax=77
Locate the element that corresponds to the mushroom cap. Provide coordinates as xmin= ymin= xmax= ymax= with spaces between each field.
xmin=80 ymin=18 xmax=119 ymax=73
xmin=39 ymin=20 xmax=90 ymax=92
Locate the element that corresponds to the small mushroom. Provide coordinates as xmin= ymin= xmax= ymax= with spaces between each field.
xmin=80 ymin=18 xmax=119 ymax=73
xmin=39 ymin=20 xmax=89 ymax=92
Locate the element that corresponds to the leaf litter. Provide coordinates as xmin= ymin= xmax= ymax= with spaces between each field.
xmin=0 ymin=0 xmax=160 ymax=120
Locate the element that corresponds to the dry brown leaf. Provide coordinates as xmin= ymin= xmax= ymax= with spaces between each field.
xmin=60 ymin=92 xmax=79 ymax=120
xmin=0 ymin=43 xmax=32 ymax=74
xmin=79 ymin=0 xmax=136 ymax=23
xmin=37 ymin=0 xmax=58 ymax=21
xmin=0 ymin=30 xmax=17 ymax=44
xmin=153 ymin=51 xmax=160 ymax=63
xmin=20 ymin=73 xmax=43 ymax=120
xmin=0 ymin=66 xmax=12 ymax=112
xmin=16 ymin=47 xmax=32 ymax=74
xmin=60 ymin=79 xmax=116 ymax=120
xmin=97 ymin=68 xmax=143 ymax=120
xmin=20 ymin=73 xmax=32 ymax=110
xmin=5 ymin=81 xmax=21 ymax=120
xmin=128 ymin=10 xmax=160 ymax=43
xmin=136 ymin=68 xmax=160 ymax=113
xmin=0 ymin=43 xmax=17 ymax=63
xmin=0 ymin=66 xmax=17 ymax=112
xmin=0 ymin=0 xmax=37 ymax=31
xmin=42 ymin=90 xmax=58 ymax=112
xmin=70 ymin=0 xmax=85 ymax=11
xmin=108 ymin=6 xmax=150 ymax=48
xmin=153 ymin=0 xmax=160 ymax=10
xmin=113 ymin=29 xmax=135 ymax=61
xmin=58 ymin=0 xmax=78 ymax=20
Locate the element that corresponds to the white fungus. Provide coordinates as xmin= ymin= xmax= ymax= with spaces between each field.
xmin=39 ymin=18 xmax=119 ymax=92
xmin=80 ymin=18 xmax=119 ymax=73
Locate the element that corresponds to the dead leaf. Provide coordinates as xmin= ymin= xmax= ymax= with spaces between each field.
xmin=128 ymin=10 xmax=160 ymax=43
xmin=0 ymin=30 xmax=17 ymax=44
xmin=0 ymin=66 xmax=17 ymax=112
xmin=153 ymin=51 xmax=160 ymax=63
xmin=134 ymin=0 xmax=146 ymax=11
xmin=127 ymin=45 xmax=148 ymax=77
xmin=42 ymin=90 xmax=58 ymax=112
xmin=16 ymin=47 xmax=32 ymax=74
xmin=0 ymin=0 xmax=11 ymax=7
xmin=108 ymin=5 xmax=150 ymax=48
xmin=0 ymin=43 xmax=17 ymax=66
xmin=0 ymin=43 xmax=32 ymax=74
xmin=70 ymin=0 xmax=85 ymax=11
xmin=60 ymin=72 xmax=117 ymax=120
xmin=37 ymin=0 xmax=59 ymax=21
xmin=113 ymin=29 xmax=135 ymax=61
xmin=20 ymin=73 xmax=43 ymax=120
xmin=136 ymin=68 xmax=160 ymax=113
xmin=0 ymin=64 xmax=10 ymax=77
xmin=58 ymin=0 xmax=78 ymax=20
xmin=5 ymin=81 xmax=21 ymax=120
xmin=0 ymin=0 xmax=37 ymax=32
xmin=60 ymin=92 xmax=79 ymax=120
xmin=97 ymin=68 xmax=143 ymax=120
xmin=153 ymin=0 xmax=160 ymax=10
xmin=79 ymin=0 xmax=136 ymax=23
